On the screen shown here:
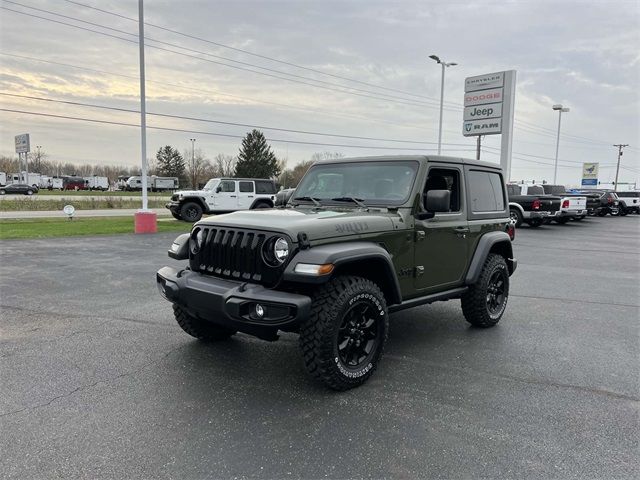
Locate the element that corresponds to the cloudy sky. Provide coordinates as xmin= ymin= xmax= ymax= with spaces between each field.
xmin=0 ymin=0 xmax=638 ymax=186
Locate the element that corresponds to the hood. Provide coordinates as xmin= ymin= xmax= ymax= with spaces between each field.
xmin=176 ymin=189 xmax=205 ymax=197
xmin=198 ymin=208 xmax=398 ymax=242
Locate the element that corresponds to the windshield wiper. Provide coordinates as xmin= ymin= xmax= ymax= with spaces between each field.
xmin=292 ymin=196 xmax=323 ymax=207
xmin=331 ymin=197 xmax=368 ymax=209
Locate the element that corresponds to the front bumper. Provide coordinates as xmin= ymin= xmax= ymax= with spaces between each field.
xmin=165 ymin=201 xmax=180 ymax=211
xmin=156 ymin=266 xmax=312 ymax=333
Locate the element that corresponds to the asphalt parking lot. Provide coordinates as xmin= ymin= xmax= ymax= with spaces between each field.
xmin=1 ymin=216 xmax=638 ymax=479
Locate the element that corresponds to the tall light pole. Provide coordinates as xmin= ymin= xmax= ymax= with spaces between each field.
xmin=36 ymin=145 xmax=41 ymax=172
xmin=429 ymin=54 xmax=457 ymax=155
xmin=552 ymin=104 xmax=570 ymax=184
xmin=134 ymin=0 xmax=157 ymax=233
xmin=613 ymin=144 xmax=629 ymax=192
xmin=190 ymin=138 xmax=196 ymax=188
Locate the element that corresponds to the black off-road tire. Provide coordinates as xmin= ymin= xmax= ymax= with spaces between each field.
xmin=299 ymin=275 xmax=389 ymax=391
xmin=461 ymin=254 xmax=509 ymax=328
xmin=180 ymin=201 xmax=203 ymax=222
xmin=509 ymin=208 xmax=523 ymax=228
xmin=173 ymin=304 xmax=236 ymax=341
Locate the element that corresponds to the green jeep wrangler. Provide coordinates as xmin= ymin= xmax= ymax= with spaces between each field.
xmin=157 ymin=155 xmax=517 ymax=390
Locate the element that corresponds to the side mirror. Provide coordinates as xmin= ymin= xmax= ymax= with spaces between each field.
xmin=215 ymin=186 xmax=222 ymax=193
xmin=425 ymin=189 xmax=451 ymax=213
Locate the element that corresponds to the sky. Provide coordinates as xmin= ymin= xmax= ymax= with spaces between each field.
xmin=0 ymin=0 xmax=639 ymax=187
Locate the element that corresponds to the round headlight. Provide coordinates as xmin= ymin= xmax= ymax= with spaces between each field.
xmin=191 ymin=228 xmax=204 ymax=252
xmin=273 ymin=237 xmax=289 ymax=263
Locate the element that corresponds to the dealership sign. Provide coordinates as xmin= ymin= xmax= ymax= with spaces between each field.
xmin=462 ymin=70 xmax=517 ymax=180
xmin=581 ymin=162 xmax=599 ymax=186
xmin=15 ymin=133 xmax=30 ymax=153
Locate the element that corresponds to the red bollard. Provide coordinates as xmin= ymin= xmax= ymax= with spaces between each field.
xmin=134 ymin=210 xmax=158 ymax=234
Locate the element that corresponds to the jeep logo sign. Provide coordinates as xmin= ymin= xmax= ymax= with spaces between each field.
xmin=464 ymin=103 xmax=502 ymax=121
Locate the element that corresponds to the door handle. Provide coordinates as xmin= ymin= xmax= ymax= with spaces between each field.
xmin=454 ymin=227 xmax=470 ymax=233
xmin=230 ymin=195 xmax=237 ymax=198
xmin=247 ymin=195 xmax=254 ymax=198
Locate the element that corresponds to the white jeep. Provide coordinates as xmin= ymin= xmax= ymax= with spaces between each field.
xmin=166 ymin=178 xmax=277 ymax=222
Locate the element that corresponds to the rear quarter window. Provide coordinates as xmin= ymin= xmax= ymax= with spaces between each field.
xmin=468 ymin=170 xmax=505 ymax=212
xmin=255 ymin=180 xmax=276 ymax=194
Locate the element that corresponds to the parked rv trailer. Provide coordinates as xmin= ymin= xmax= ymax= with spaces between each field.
xmin=85 ymin=176 xmax=109 ymax=191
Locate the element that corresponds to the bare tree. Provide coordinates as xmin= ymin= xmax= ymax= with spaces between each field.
xmin=213 ymin=153 xmax=237 ymax=177
xmin=184 ymin=148 xmax=212 ymax=189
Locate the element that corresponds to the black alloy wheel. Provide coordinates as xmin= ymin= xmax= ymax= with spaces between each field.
xmin=486 ymin=269 xmax=507 ymax=317
xmin=336 ymin=301 xmax=381 ymax=369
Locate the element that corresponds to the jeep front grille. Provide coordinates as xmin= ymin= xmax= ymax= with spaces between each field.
xmin=189 ymin=227 xmax=288 ymax=286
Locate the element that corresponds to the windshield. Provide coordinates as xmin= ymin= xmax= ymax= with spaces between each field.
xmin=202 ymin=179 xmax=219 ymax=191
xmin=294 ymin=161 xmax=418 ymax=205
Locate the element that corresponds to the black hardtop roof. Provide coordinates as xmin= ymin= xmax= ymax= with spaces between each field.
xmin=313 ymin=154 xmax=503 ymax=170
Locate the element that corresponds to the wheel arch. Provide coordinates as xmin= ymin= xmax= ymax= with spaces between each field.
xmin=250 ymin=198 xmax=274 ymax=209
xmin=180 ymin=196 xmax=208 ymax=212
xmin=465 ymin=231 xmax=515 ymax=285
xmin=283 ymin=242 xmax=402 ymax=305
xmin=509 ymin=202 xmax=524 ymax=215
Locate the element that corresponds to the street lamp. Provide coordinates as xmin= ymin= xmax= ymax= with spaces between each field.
xmin=189 ymin=138 xmax=196 ymax=188
xmin=429 ymin=54 xmax=457 ymax=155
xmin=552 ymin=104 xmax=570 ymax=184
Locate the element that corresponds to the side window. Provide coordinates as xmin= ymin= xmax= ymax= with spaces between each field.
xmin=239 ymin=181 xmax=254 ymax=193
xmin=424 ymin=168 xmax=461 ymax=212
xmin=255 ymin=180 xmax=276 ymax=194
xmin=468 ymin=170 xmax=506 ymax=212
xmin=507 ymin=185 xmax=518 ymax=197
xmin=219 ymin=180 xmax=236 ymax=192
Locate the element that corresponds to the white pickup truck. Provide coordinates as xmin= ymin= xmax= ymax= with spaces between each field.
xmin=166 ymin=177 xmax=277 ymax=222
xmin=616 ymin=191 xmax=640 ymax=214
xmin=540 ymin=184 xmax=587 ymax=223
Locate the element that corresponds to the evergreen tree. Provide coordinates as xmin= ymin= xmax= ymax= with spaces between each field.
xmin=155 ymin=146 xmax=187 ymax=184
xmin=234 ymin=130 xmax=281 ymax=178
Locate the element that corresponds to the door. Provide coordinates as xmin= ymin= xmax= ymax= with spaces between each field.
xmin=237 ymin=181 xmax=255 ymax=209
xmin=414 ymin=165 xmax=469 ymax=292
xmin=213 ymin=180 xmax=237 ymax=210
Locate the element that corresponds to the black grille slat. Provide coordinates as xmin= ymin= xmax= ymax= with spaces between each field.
xmin=191 ymin=227 xmax=289 ymax=287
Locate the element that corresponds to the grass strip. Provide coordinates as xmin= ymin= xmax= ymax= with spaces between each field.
xmin=0 ymin=216 xmax=190 ymax=239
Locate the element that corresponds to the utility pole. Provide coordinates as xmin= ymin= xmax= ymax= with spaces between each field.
xmin=36 ymin=145 xmax=41 ymax=171
xmin=190 ymin=138 xmax=196 ymax=188
xmin=476 ymin=136 xmax=482 ymax=160
xmin=613 ymin=144 xmax=629 ymax=192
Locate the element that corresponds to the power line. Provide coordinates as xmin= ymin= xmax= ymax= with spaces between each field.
xmin=2 ymin=3 xmax=458 ymax=112
xmin=0 ymin=92 xmax=473 ymax=146
xmin=60 ymin=0 xmax=457 ymax=106
xmin=0 ymin=107 xmax=481 ymax=153
xmin=0 ymin=52 xmax=436 ymax=133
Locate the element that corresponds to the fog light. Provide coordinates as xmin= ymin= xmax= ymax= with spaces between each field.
xmin=255 ymin=304 xmax=265 ymax=318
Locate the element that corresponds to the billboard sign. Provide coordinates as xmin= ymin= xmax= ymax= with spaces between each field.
xmin=463 ymin=71 xmax=514 ymax=138
xmin=15 ymin=133 xmax=30 ymax=153
xmin=581 ymin=162 xmax=599 ymax=187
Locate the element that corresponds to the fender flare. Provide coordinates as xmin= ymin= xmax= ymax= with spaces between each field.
xmin=465 ymin=231 xmax=514 ymax=285
xmin=508 ymin=202 xmax=524 ymax=215
xmin=250 ymin=198 xmax=274 ymax=209
xmin=283 ymin=241 xmax=402 ymax=305
xmin=179 ymin=196 xmax=208 ymax=212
